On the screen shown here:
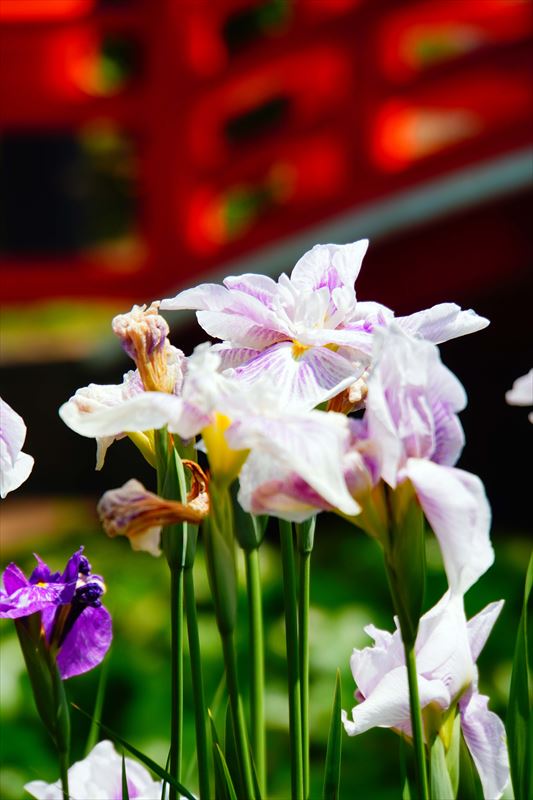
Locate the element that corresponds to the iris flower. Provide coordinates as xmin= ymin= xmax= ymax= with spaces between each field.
xmin=0 ymin=397 xmax=34 ymax=498
xmin=0 ymin=548 xmax=111 ymax=679
xmin=342 ymin=592 xmax=509 ymax=800
xmin=25 ymin=739 xmax=163 ymax=799
xmin=234 ymin=325 xmax=493 ymax=594
xmin=160 ymin=240 xmax=488 ymax=407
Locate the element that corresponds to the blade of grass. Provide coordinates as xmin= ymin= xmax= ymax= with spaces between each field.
xmin=72 ymin=704 xmax=196 ymax=800
xmin=322 ymin=669 xmax=342 ymax=800
xmin=122 ymin=753 xmax=131 ymax=800
xmin=507 ymin=552 xmax=532 ymax=800
xmin=85 ymin=655 xmax=110 ymax=755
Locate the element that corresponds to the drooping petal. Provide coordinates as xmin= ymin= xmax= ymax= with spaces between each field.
xmin=459 ymin=687 xmax=510 ymax=800
xmin=55 ymin=605 xmax=112 ymax=680
xmin=228 ymin=410 xmax=359 ymax=517
xmin=60 ymin=391 xmax=183 ymax=439
xmin=342 ymin=665 xmax=450 ymax=736
xmin=405 ymin=459 xmax=493 ymax=594
xmin=228 ymin=340 xmax=361 ymax=408
xmin=223 ymin=272 xmax=279 ymax=307
xmin=0 ymin=450 xmax=34 ymax=499
xmin=466 ymin=600 xmax=504 ymax=662
xmin=397 ymin=303 xmax=490 ymax=344
xmin=238 ymin=452 xmax=329 ymax=522
xmin=0 ymin=398 xmax=34 ymax=498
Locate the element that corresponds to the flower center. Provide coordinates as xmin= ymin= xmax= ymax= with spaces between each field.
xmin=291 ymin=340 xmax=310 ymax=359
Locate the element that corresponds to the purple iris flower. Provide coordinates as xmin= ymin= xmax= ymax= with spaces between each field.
xmin=0 ymin=548 xmax=112 ymax=679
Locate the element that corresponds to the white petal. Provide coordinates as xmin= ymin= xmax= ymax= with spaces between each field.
xmin=460 ymin=689 xmax=510 ymax=800
xmin=60 ymin=391 xmax=183 ymax=438
xmin=342 ymin=666 xmax=450 ymax=736
xmin=0 ymin=451 xmax=34 ymax=498
xmin=506 ymin=369 xmax=533 ymax=406
xmin=406 ymin=460 xmax=493 ymax=594
xmin=229 ymin=341 xmax=361 ymax=409
xmin=290 ymin=240 xmax=368 ymax=292
xmin=397 ymin=303 xmax=489 ymax=344
xmin=466 ymin=600 xmax=504 ymax=662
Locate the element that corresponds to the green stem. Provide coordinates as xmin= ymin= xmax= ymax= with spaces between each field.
xmin=169 ymin=565 xmax=184 ymax=800
xmin=279 ymin=520 xmax=304 ymax=800
xmin=245 ymin=547 xmax=266 ymax=796
xmin=297 ymin=547 xmax=311 ymax=800
xmin=221 ymin=631 xmax=256 ymax=800
xmin=404 ymin=644 xmax=430 ymax=800
xmin=184 ymin=567 xmax=210 ymax=800
xmin=59 ymin=749 xmax=69 ymax=799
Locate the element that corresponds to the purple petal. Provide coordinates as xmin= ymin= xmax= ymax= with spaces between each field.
xmin=459 ymin=687 xmax=509 ymax=800
xmin=2 ymin=563 xmax=28 ymax=594
xmin=406 ymin=460 xmax=494 ymax=594
xmin=397 ymin=303 xmax=490 ymax=344
xmin=212 ymin=343 xmax=262 ymax=371
xmin=0 ymin=584 xmax=68 ymax=618
xmin=57 ymin=605 xmax=112 ymax=679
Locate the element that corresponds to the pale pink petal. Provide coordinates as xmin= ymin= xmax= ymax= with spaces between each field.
xmin=466 ymin=600 xmax=504 ymax=662
xmin=211 ymin=343 xmax=261 ymax=370
xmin=196 ymin=310 xmax=286 ymax=348
xmin=229 ymin=341 xmax=361 ymax=408
xmin=397 ymin=303 xmax=490 ymax=344
xmin=349 ymin=625 xmax=404 ymax=699
xmin=228 ymin=411 xmax=359 ymax=517
xmin=405 ymin=459 xmax=493 ymax=594
xmin=160 ymin=282 xmax=231 ymax=312
xmin=238 ymin=452 xmax=327 ymax=522
xmin=459 ymin=688 xmax=510 ymax=800
xmin=342 ymin=666 xmax=450 ymax=736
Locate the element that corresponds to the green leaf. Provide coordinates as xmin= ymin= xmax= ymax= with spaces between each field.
xmin=322 ymin=669 xmax=342 ymax=800
xmin=430 ymin=735 xmax=455 ymax=800
xmin=399 ymin=736 xmax=413 ymax=800
xmin=214 ymin=744 xmax=238 ymax=800
xmin=72 ymin=704 xmax=196 ymax=800
xmin=224 ymin=702 xmax=245 ymax=800
xmin=386 ymin=486 xmax=426 ymax=646
xmin=507 ymin=552 xmax=532 ymax=800
xmin=85 ymin=655 xmax=110 ymax=755
xmin=457 ymin=734 xmax=483 ymax=800
xmin=122 ymin=753 xmax=130 ymax=800
xmin=445 ymin=714 xmax=461 ymax=798
xmin=14 ymin=615 xmax=66 ymax=747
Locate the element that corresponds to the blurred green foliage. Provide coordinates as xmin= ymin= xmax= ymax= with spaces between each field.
xmin=0 ymin=515 xmax=529 ymax=799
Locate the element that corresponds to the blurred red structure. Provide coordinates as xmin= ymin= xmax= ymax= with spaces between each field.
xmin=0 ymin=0 xmax=532 ymax=304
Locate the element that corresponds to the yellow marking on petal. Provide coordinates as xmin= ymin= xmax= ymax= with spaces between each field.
xmin=36 ymin=581 xmax=47 ymax=587
xmin=291 ymin=340 xmax=311 ymax=359
xmin=202 ymin=412 xmax=249 ymax=488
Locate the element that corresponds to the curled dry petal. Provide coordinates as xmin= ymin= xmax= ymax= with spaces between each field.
xmin=98 ymin=461 xmax=210 ymax=551
xmin=112 ymin=302 xmax=175 ymax=393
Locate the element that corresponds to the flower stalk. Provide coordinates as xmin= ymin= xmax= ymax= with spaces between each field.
xmin=244 ymin=545 xmax=266 ymax=796
xmin=296 ymin=518 xmax=315 ymax=800
xmin=279 ymin=519 xmax=304 ymax=800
